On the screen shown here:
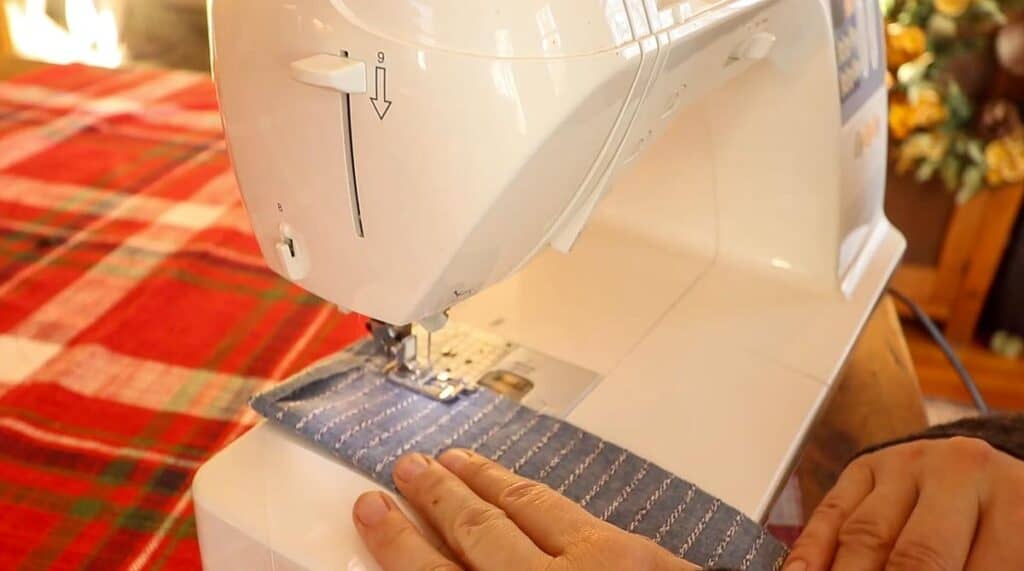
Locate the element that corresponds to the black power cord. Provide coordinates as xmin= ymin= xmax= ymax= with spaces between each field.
xmin=888 ymin=288 xmax=991 ymax=414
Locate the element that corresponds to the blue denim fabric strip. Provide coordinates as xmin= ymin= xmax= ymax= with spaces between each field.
xmin=251 ymin=348 xmax=788 ymax=570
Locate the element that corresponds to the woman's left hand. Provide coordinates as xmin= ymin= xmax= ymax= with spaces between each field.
xmin=785 ymin=436 xmax=1024 ymax=571
xmin=352 ymin=449 xmax=699 ymax=571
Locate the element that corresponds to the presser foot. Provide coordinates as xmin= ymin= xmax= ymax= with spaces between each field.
xmin=382 ymin=361 xmax=475 ymax=403
xmin=367 ymin=318 xmax=474 ymax=402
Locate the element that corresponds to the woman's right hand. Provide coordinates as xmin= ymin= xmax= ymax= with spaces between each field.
xmin=352 ymin=449 xmax=700 ymax=571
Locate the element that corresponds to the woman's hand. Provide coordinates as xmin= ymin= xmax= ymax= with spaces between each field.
xmin=352 ymin=449 xmax=698 ymax=571
xmin=786 ymin=436 xmax=1024 ymax=571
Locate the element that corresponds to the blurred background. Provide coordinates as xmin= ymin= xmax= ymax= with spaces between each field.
xmin=0 ymin=0 xmax=209 ymax=70
xmin=877 ymin=0 xmax=1024 ymax=413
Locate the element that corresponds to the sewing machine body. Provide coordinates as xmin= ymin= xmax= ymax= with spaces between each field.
xmin=194 ymin=0 xmax=904 ymax=568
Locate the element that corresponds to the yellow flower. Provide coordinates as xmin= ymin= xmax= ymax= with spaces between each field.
xmin=888 ymin=88 xmax=948 ymax=140
xmin=909 ymin=88 xmax=948 ymax=128
xmin=886 ymin=24 xmax=927 ymax=69
xmin=935 ymin=0 xmax=970 ymax=17
xmin=896 ymin=131 xmax=950 ymax=173
xmin=914 ymin=88 xmax=942 ymax=106
xmin=889 ymin=100 xmax=914 ymax=140
xmin=985 ymin=135 xmax=1024 ymax=186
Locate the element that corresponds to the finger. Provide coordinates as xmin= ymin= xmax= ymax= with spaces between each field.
xmin=352 ymin=491 xmax=461 ymax=571
xmin=355 ymin=491 xmax=456 ymax=558
xmin=785 ymin=460 xmax=874 ymax=570
xmin=966 ymin=460 xmax=1024 ymax=571
xmin=832 ymin=470 xmax=919 ymax=571
xmin=886 ymin=471 xmax=980 ymax=570
xmin=392 ymin=453 xmax=552 ymax=570
xmin=965 ymin=504 xmax=1024 ymax=570
xmin=437 ymin=448 xmax=613 ymax=554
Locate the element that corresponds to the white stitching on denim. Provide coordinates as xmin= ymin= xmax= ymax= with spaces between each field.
xmin=601 ymin=461 xmax=650 ymax=521
xmin=332 ymin=393 xmax=418 ymax=450
xmin=740 ymin=529 xmax=767 ymax=570
xmin=492 ymin=415 xmax=543 ymax=460
xmin=281 ymin=366 xmax=364 ymax=419
xmin=628 ymin=476 xmax=674 ymax=531
xmin=511 ymin=421 xmax=561 ymax=473
xmin=374 ymin=397 xmax=474 ymax=474
xmin=580 ymin=449 xmax=628 ymax=507
xmin=351 ymin=401 xmax=440 ymax=464
xmin=705 ymin=513 xmax=743 ymax=567
xmin=295 ymin=377 xmax=384 ymax=430
xmin=430 ymin=395 xmax=502 ymax=456
xmin=772 ymin=552 xmax=786 ymax=571
xmin=557 ymin=441 xmax=605 ymax=494
xmin=538 ymin=430 xmax=584 ymax=480
xmin=313 ymin=388 xmax=397 ymax=442
xmin=678 ymin=498 xmax=720 ymax=557
xmin=654 ymin=483 xmax=696 ymax=544
xmin=468 ymin=405 xmax=521 ymax=452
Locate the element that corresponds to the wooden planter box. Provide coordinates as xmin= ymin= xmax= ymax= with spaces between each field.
xmin=887 ymin=170 xmax=1024 ymax=345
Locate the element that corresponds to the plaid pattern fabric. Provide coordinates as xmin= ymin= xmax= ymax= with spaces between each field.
xmin=0 ymin=64 xmax=367 ymax=570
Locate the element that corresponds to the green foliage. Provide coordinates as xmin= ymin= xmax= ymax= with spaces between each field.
xmin=885 ymin=0 xmax=1010 ymax=197
xmin=943 ymin=82 xmax=973 ymax=128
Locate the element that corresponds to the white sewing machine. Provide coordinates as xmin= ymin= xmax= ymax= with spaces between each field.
xmin=194 ymin=0 xmax=903 ymax=568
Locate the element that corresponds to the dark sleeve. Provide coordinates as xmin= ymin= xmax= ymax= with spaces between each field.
xmin=856 ymin=413 xmax=1024 ymax=461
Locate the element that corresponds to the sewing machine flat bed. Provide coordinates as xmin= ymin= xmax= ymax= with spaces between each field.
xmin=194 ymin=223 xmax=905 ymax=570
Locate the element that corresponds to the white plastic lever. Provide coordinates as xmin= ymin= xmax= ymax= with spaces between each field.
xmin=290 ymin=54 xmax=366 ymax=94
xmin=274 ymin=223 xmax=311 ymax=280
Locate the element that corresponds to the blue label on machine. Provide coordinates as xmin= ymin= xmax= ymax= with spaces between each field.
xmin=832 ymin=0 xmax=885 ymax=124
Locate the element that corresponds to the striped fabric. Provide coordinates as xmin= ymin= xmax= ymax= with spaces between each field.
xmin=0 ymin=64 xmax=366 ymax=569
xmin=252 ymin=343 xmax=790 ymax=570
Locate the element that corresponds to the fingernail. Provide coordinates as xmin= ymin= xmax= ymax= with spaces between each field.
xmin=393 ymin=453 xmax=429 ymax=483
xmin=438 ymin=449 xmax=471 ymax=471
xmin=783 ymin=561 xmax=806 ymax=571
xmin=354 ymin=492 xmax=390 ymax=526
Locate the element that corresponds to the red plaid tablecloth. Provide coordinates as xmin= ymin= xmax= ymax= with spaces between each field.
xmin=0 ymin=64 xmax=367 ymax=570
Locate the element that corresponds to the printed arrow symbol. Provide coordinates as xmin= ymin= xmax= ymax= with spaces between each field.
xmin=370 ymin=66 xmax=392 ymax=120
